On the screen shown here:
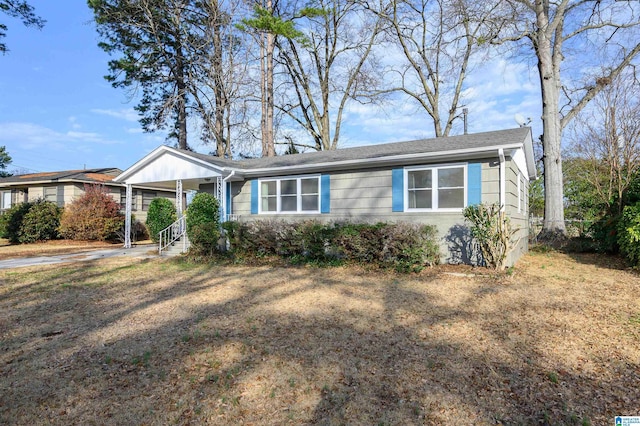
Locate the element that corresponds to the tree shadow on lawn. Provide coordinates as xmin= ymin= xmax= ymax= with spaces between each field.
xmin=563 ymin=250 xmax=634 ymax=272
xmin=0 ymin=257 xmax=637 ymax=425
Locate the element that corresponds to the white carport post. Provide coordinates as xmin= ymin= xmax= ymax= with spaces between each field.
xmin=176 ymin=179 xmax=183 ymax=216
xmin=124 ymin=183 xmax=132 ymax=248
xmin=176 ymin=179 xmax=184 ymax=233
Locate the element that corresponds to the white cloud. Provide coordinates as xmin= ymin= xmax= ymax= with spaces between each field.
xmin=0 ymin=122 xmax=124 ymax=149
xmin=91 ymin=108 xmax=139 ymax=122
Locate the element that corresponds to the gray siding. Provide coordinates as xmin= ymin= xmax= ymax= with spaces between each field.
xmin=228 ymin=157 xmax=528 ymax=266
xmin=504 ymin=157 xmax=529 ymax=265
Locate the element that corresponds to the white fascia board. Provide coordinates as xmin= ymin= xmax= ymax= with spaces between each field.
xmin=114 ymin=145 xmax=229 ymax=184
xmin=522 ymin=129 xmax=537 ymax=180
xmin=239 ymin=144 xmax=523 ymax=178
xmin=511 ymin=148 xmax=529 ymax=181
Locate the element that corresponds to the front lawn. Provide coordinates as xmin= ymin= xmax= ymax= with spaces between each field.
xmin=0 ymin=251 xmax=638 ymax=424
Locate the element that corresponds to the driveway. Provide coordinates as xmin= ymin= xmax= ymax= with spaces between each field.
xmin=0 ymin=245 xmax=158 ymax=269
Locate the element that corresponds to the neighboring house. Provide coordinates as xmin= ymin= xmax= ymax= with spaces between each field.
xmin=115 ymin=127 xmax=537 ymax=265
xmin=0 ymin=168 xmax=176 ymax=223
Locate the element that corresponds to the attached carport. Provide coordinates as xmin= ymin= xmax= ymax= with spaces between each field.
xmin=114 ymin=146 xmax=242 ymax=249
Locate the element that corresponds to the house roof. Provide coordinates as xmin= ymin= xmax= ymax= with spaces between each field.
xmin=115 ymin=127 xmax=537 ymax=184
xmin=0 ymin=168 xmax=123 ymax=186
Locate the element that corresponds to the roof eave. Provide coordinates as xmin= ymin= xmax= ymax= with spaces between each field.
xmin=114 ymin=145 xmax=233 ymax=183
xmin=239 ymin=143 xmax=525 ymax=178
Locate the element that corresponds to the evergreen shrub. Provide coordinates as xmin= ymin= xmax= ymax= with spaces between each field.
xmin=145 ymin=198 xmax=176 ymax=242
xmin=186 ymin=193 xmax=220 ymax=254
xmin=618 ymin=201 xmax=640 ymax=268
xmin=18 ymin=200 xmax=61 ymax=243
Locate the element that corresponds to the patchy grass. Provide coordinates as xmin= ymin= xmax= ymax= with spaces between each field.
xmin=0 ymin=251 xmax=638 ymax=425
xmin=0 ymin=239 xmax=154 ymax=260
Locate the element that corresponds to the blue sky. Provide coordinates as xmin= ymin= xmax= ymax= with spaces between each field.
xmin=0 ymin=0 xmax=542 ymax=174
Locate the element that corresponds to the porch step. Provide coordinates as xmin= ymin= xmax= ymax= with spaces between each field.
xmin=161 ymin=234 xmax=191 ymax=256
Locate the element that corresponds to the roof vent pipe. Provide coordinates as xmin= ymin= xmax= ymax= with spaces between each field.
xmin=463 ymin=108 xmax=468 ymax=135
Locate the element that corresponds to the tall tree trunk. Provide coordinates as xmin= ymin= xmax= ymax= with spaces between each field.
xmin=211 ymin=0 xmax=226 ymax=157
xmin=175 ymin=46 xmax=188 ymax=150
xmin=260 ymin=0 xmax=275 ymax=157
xmin=535 ymin=1 xmax=565 ymax=237
xmin=265 ymin=29 xmax=275 ymax=157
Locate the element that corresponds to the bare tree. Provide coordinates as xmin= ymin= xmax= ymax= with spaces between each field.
xmin=491 ymin=0 xmax=640 ymax=238
xmin=185 ymin=0 xmax=254 ymax=157
xmin=567 ymin=74 xmax=640 ymax=215
xmin=276 ymin=0 xmax=381 ymax=151
xmin=364 ymin=0 xmax=500 ymax=137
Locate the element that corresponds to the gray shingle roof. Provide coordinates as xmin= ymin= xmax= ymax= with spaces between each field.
xmin=175 ymin=127 xmax=530 ymax=171
xmin=0 ymin=168 xmax=122 ymax=184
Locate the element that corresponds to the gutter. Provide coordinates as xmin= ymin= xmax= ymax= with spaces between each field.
xmin=222 ymin=170 xmax=236 ymax=221
xmin=499 ymin=148 xmax=506 ymax=211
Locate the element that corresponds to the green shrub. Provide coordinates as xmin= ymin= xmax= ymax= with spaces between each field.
xmin=618 ymin=201 xmax=640 ymax=268
xmin=58 ymin=185 xmax=124 ymax=241
xmin=186 ymin=193 xmax=220 ymax=254
xmin=18 ymin=200 xmax=61 ymax=243
xmin=189 ymin=222 xmax=221 ymax=255
xmin=145 ymin=198 xmax=177 ymax=242
xmin=463 ymin=203 xmax=518 ymax=270
xmin=3 ymin=201 xmax=33 ymax=243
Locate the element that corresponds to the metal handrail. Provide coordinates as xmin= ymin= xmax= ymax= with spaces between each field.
xmin=158 ymin=215 xmax=186 ymax=255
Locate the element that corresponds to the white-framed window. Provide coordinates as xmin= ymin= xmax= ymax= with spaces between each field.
xmin=1 ymin=191 xmax=11 ymax=210
xmin=44 ymin=186 xmax=57 ymax=203
xmin=259 ymin=175 xmax=320 ymax=214
xmin=405 ymin=164 xmax=466 ymax=211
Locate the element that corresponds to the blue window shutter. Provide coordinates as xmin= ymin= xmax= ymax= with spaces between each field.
xmin=392 ymin=168 xmax=404 ymax=212
xmin=320 ymin=175 xmax=330 ymax=213
xmin=226 ymin=182 xmax=232 ymax=215
xmin=467 ymin=162 xmax=482 ymax=205
xmin=250 ymin=180 xmax=258 ymax=214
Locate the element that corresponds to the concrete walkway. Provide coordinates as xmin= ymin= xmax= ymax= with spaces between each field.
xmin=0 ymin=245 xmax=158 ymax=270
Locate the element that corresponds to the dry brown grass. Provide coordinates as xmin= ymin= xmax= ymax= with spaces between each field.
xmin=0 ymin=251 xmax=638 ymax=425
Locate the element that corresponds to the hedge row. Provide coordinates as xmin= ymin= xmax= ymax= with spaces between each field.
xmin=0 ymin=200 xmax=62 ymax=243
xmin=0 ymin=186 xmax=127 ymax=243
xmin=222 ymin=220 xmax=440 ymax=272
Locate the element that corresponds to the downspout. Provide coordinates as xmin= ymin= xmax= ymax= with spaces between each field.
xmin=222 ymin=170 xmax=236 ymax=222
xmin=498 ymin=148 xmax=505 ymax=212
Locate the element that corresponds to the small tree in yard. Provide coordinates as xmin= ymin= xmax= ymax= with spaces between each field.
xmin=59 ymin=185 xmax=124 ymax=241
xmin=186 ymin=192 xmax=220 ymax=254
xmin=146 ymin=198 xmax=176 ymax=243
xmin=463 ymin=203 xmax=518 ymax=271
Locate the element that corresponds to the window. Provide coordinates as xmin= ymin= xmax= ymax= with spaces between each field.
xmin=44 ymin=187 xmax=57 ymax=204
xmin=259 ymin=176 xmax=320 ymax=213
xmin=405 ymin=165 xmax=465 ymax=210
xmin=1 ymin=191 xmax=11 ymax=210
xmin=142 ymin=191 xmax=156 ymax=211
